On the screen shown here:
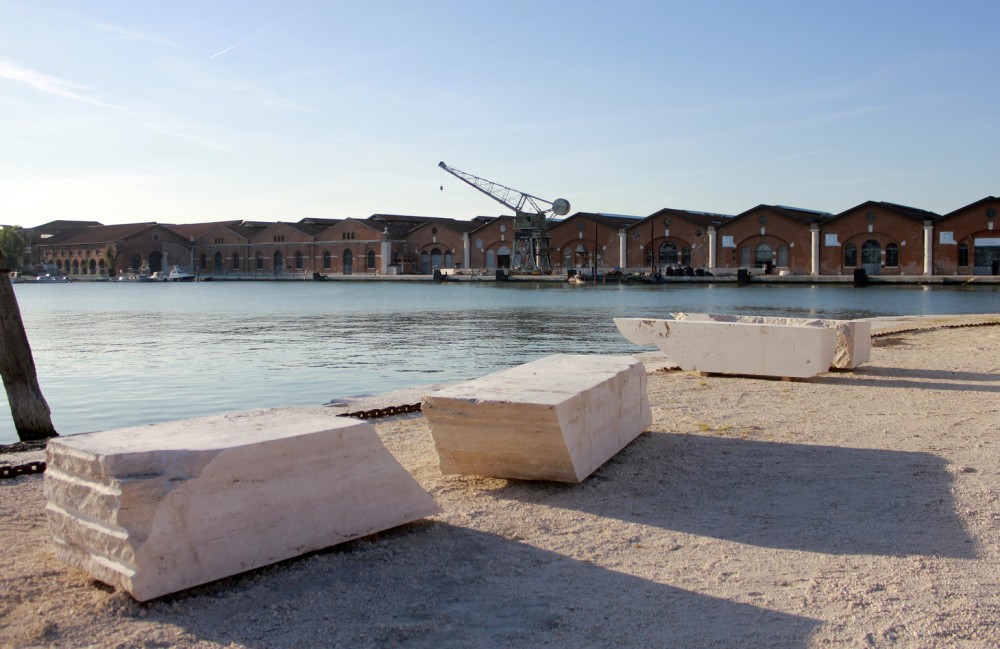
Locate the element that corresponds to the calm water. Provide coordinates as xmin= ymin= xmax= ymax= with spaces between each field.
xmin=3 ymin=280 xmax=998 ymax=444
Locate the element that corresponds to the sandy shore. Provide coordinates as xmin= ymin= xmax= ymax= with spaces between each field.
xmin=1 ymin=314 xmax=998 ymax=648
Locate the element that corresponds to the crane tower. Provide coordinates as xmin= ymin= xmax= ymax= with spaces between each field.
xmin=438 ymin=161 xmax=570 ymax=272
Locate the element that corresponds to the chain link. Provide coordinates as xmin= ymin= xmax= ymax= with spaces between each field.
xmin=871 ymin=319 xmax=1000 ymax=338
xmin=337 ymin=403 xmax=423 ymax=420
xmin=0 ymin=461 xmax=47 ymax=480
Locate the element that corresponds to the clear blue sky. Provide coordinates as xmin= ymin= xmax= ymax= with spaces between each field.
xmin=2 ymin=0 xmax=997 ymax=228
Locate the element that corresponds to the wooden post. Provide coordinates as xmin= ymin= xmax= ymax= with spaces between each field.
xmin=0 ymin=251 xmax=58 ymax=441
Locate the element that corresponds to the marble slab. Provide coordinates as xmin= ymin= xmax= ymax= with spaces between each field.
xmin=673 ymin=312 xmax=871 ymax=369
xmin=44 ymin=409 xmax=439 ymax=601
xmin=615 ymin=318 xmax=837 ymax=379
xmin=423 ymin=354 xmax=651 ymax=483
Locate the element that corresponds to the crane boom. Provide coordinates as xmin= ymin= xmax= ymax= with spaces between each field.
xmin=437 ymin=161 xmax=556 ymax=217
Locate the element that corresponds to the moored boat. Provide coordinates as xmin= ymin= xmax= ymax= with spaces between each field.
xmin=167 ymin=266 xmax=195 ymax=282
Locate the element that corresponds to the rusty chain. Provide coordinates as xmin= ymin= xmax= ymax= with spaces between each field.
xmin=0 ymin=461 xmax=47 ymax=480
xmin=337 ymin=403 xmax=423 ymax=420
xmin=871 ymin=319 xmax=1000 ymax=338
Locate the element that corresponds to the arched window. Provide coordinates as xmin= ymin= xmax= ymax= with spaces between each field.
xmin=273 ymin=251 xmax=283 ymax=275
xmin=885 ymin=243 xmax=899 ymax=267
xmin=72 ymin=260 xmax=79 ymax=274
xmin=755 ymin=243 xmax=773 ymax=266
xmin=88 ymin=259 xmax=97 ymax=274
xmin=367 ymin=250 xmax=376 ymax=270
xmin=844 ymin=243 xmax=858 ymax=267
xmin=56 ymin=260 xmax=63 ymax=272
xmin=574 ymin=244 xmax=589 ymax=268
xmin=255 ymin=252 xmax=264 ymax=270
xmin=98 ymin=259 xmax=106 ymax=275
xmin=294 ymin=251 xmax=303 ymax=270
xmin=232 ymin=252 xmax=240 ymax=271
xmin=776 ymin=245 xmax=789 ymax=267
xmin=497 ymin=245 xmax=511 ymax=268
xmin=200 ymin=253 xmax=207 ymax=270
xmin=323 ymin=251 xmax=331 ymax=269
xmin=486 ymin=249 xmax=497 ymax=269
xmin=861 ymin=240 xmax=881 ymax=274
xmin=431 ymin=247 xmax=443 ymax=271
xmin=958 ymin=242 xmax=969 ymax=267
xmin=420 ymin=251 xmax=430 ymax=274
xmin=343 ymin=249 xmax=353 ymax=275
xmin=214 ymin=252 xmax=223 ymax=272
xmin=659 ymin=241 xmax=677 ymax=267
xmin=444 ymin=251 xmax=453 ymax=268
xmin=739 ymin=246 xmax=751 ymax=267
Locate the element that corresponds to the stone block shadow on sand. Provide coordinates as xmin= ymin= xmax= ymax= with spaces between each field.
xmin=130 ymin=524 xmax=820 ymax=649
xmin=486 ymin=433 xmax=976 ymax=559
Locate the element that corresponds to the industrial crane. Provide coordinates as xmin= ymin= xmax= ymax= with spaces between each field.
xmin=438 ymin=161 xmax=570 ymax=272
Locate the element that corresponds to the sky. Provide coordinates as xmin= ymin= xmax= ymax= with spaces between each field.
xmin=1 ymin=0 xmax=998 ymax=228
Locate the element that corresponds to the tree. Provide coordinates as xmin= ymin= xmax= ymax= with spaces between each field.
xmin=0 ymin=249 xmax=58 ymax=441
xmin=0 ymin=226 xmax=26 ymax=272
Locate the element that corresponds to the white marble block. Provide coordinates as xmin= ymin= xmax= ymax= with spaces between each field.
xmin=673 ymin=312 xmax=871 ymax=369
xmin=422 ymin=354 xmax=651 ymax=483
xmin=44 ymin=409 xmax=439 ymax=601
xmin=614 ymin=318 xmax=837 ymax=379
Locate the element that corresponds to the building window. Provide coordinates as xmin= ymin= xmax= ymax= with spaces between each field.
xmin=343 ymin=249 xmax=353 ymax=275
xmin=367 ymin=250 xmax=375 ymax=269
xmin=323 ymin=251 xmax=331 ymax=269
xmin=776 ymin=245 xmax=789 ymax=267
xmin=256 ymin=252 xmax=264 ymax=270
xmin=739 ymin=246 xmax=751 ymax=267
xmin=295 ymin=251 xmax=303 ymax=269
xmin=274 ymin=251 xmax=283 ymax=274
xmin=232 ymin=252 xmax=240 ymax=270
xmin=886 ymin=243 xmax=899 ymax=267
xmin=958 ymin=242 xmax=969 ymax=267
xmin=755 ymin=243 xmax=773 ymax=266
xmin=214 ymin=252 xmax=223 ymax=272
xmin=200 ymin=254 xmax=207 ymax=270
xmin=844 ymin=243 xmax=857 ymax=267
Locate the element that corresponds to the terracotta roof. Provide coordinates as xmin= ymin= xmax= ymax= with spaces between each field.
xmin=830 ymin=200 xmax=939 ymax=223
xmin=37 ymin=223 xmax=159 ymax=246
xmin=941 ymin=196 xmax=999 ymax=220
xmin=644 ymin=207 xmax=733 ymax=228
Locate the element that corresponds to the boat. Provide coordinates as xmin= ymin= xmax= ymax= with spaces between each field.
xmin=167 ymin=266 xmax=195 ymax=282
xmin=35 ymin=274 xmax=72 ymax=283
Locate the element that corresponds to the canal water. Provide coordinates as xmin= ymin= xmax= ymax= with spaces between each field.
xmin=3 ymin=280 xmax=998 ymax=444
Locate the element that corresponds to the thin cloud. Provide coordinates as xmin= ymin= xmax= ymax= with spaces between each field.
xmin=0 ymin=58 xmax=120 ymax=109
xmin=141 ymin=122 xmax=234 ymax=152
xmin=81 ymin=19 xmax=179 ymax=47
xmin=209 ymin=1 xmax=321 ymax=59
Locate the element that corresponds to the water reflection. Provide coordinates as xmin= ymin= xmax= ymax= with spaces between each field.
xmin=2 ymin=281 xmax=997 ymax=443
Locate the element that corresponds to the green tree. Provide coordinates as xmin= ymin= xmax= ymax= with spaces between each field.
xmin=0 ymin=226 xmax=26 ymax=272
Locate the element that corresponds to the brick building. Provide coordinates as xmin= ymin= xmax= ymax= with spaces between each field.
xmin=716 ymin=205 xmax=829 ymax=276
xmin=35 ymin=223 xmax=191 ymax=278
xmin=818 ymin=202 xmax=939 ymax=276
xmin=623 ymin=208 xmax=731 ymax=273
xmin=932 ymin=196 xmax=1000 ymax=275
xmin=548 ymin=213 xmax=642 ymax=273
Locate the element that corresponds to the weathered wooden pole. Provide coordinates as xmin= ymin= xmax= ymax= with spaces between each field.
xmin=0 ymin=251 xmax=58 ymax=441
